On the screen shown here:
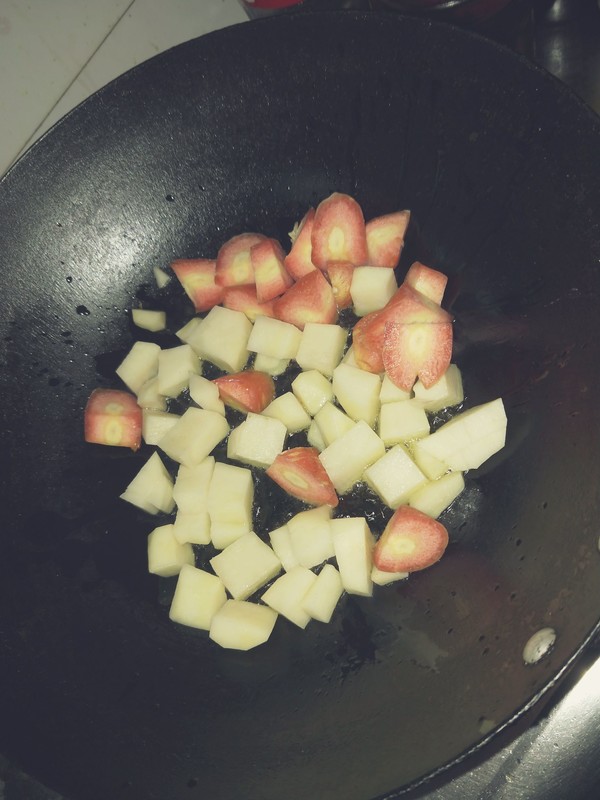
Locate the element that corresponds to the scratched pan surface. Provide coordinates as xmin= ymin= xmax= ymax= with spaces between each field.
xmin=1 ymin=11 xmax=600 ymax=800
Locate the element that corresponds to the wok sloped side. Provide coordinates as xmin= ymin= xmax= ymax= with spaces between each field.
xmin=1 ymin=12 xmax=600 ymax=800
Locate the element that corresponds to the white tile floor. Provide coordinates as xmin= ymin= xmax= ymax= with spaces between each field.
xmin=0 ymin=0 xmax=248 ymax=178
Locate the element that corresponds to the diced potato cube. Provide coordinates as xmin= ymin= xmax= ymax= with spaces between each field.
xmin=147 ymin=523 xmax=194 ymax=577
xmin=413 ymin=364 xmax=464 ymax=412
xmin=291 ymin=370 xmax=334 ymax=415
xmin=186 ymin=306 xmax=252 ymax=372
xmin=341 ymin=346 xmax=359 ymax=367
xmin=157 ymin=344 xmax=201 ymax=397
xmin=154 ymin=266 xmax=170 ymax=289
xmin=301 ymin=564 xmax=343 ymax=623
xmin=253 ymin=353 xmax=289 ymax=376
xmin=158 ymin=407 xmax=229 ymax=467
xmin=207 ymin=461 xmax=254 ymax=525
xmin=210 ymin=520 xmax=252 ymax=550
xmin=173 ymin=510 xmax=211 ymax=545
xmin=319 ymin=421 xmax=385 ymax=494
xmin=408 ymin=471 xmax=465 ymax=518
xmin=313 ymin=402 xmax=355 ymax=447
xmin=120 ymin=452 xmax=174 ymax=514
xmin=411 ymin=443 xmax=448 ymax=481
xmin=307 ymin=420 xmax=327 ymax=452
xmin=210 ymin=532 xmax=281 ymax=600
xmin=288 ymin=506 xmax=334 ymax=568
xmin=227 ymin=413 xmax=287 ymax=469
xmin=268 ymin=525 xmax=298 ymax=572
xmin=350 ymin=266 xmax=398 ymax=316
xmin=380 ymin=374 xmax=412 ymax=404
xmin=116 ymin=341 xmax=161 ymax=394
xmin=137 ymin=377 xmax=167 ymax=411
xmin=188 ymin=374 xmax=225 ymax=415
xmin=330 ymin=517 xmax=374 ymax=596
xmin=332 ymin=363 xmax=381 ymax=428
xmin=262 ymin=392 xmax=311 ymax=433
xmin=132 ymin=309 xmax=166 ymax=332
xmin=364 ymin=444 xmax=427 ymax=508
xmin=176 ymin=317 xmax=202 ymax=347
xmin=142 ymin=410 xmax=181 ymax=446
xmin=209 ymin=600 xmax=278 ymax=650
xmin=169 ymin=565 xmax=226 ymax=630
xmin=247 ymin=315 xmax=301 ymax=360
xmin=371 ymin=566 xmax=408 ymax=586
xmin=261 ymin=566 xmax=317 ymax=628
xmin=295 ymin=323 xmax=348 ymax=377
xmin=172 ymin=458 xmax=214 ymax=513
xmin=378 ymin=400 xmax=430 ymax=446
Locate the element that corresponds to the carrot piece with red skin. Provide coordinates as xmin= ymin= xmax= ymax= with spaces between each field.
xmin=84 ymin=388 xmax=142 ymax=451
xmin=311 ymin=193 xmax=368 ymax=269
xmin=373 ymin=506 xmax=449 ymax=573
xmin=284 ymin=208 xmax=318 ymax=280
xmin=222 ymin=285 xmax=276 ymax=321
xmin=171 ymin=258 xmax=223 ymax=312
xmin=326 ymin=260 xmax=354 ymax=310
xmin=404 ymin=261 xmax=448 ymax=306
xmin=215 ymin=232 xmax=265 ymax=287
xmin=213 ymin=371 xmax=275 ymax=414
xmin=365 ymin=210 xmax=410 ymax=269
xmin=266 ymin=447 xmax=339 ymax=507
xmin=273 ymin=270 xmax=337 ymax=330
xmin=251 ymin=238 xmax=294 ymax=302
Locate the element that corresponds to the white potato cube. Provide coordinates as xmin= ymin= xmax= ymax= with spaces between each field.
xmin=147 ymin=524 xmax=194 ymax=577
xmin=209 ymin=600 xmax=278 ymax=650
xmin=268 ymin=525 xmax=298 ymax=572
xmin=157 ymin=344 xmax=201 ymax=398
xmin=288 ymin=505 xmax=334 ymax=568
xmin=261 ymin=566 xmax=317 ymax=628
xmin=301 ymin=564 xmax=343 ymax=623
xmin=169 ymin=565 xmax=226 ymax=630
xmin=172 ymin=458 xmax=214 ymax=514
xmin=307 ymin=420 xmax=327 ymax=452
xmin=350 ymin=266 xmax=398 ymax=316
xmin=313 ymin=402 xmax=355 ymax=447
xmin=341 ymin=346 xmax=359 ymax=367
xmin=158 ymin=407 xmax=229 ymax=467
xmin=154 ymin=265 xmax=170 ymax=289
xmin=207 ymin=462 xmax=254 ymax=525
xmin=120 ymin=452 xmax=174 ymax=514
xmin=371 ymin=566 xmax=409 ymax=586
xmin=136 ymin=377 xmax=167 ymax=411
xmin=176 ymin=317 xmax=202 ymax=347
xmin=186 ymin=306 xmax=252 ymax=372
xmin=380 ymin=374 xmax=412 ymax=404
xmin=262 ymin=392 xmax=311 ymax=433
xmin=173 ymin=510 xmax=211 ymax=545
xmin=319 ymin=421 xmax=385 ymax=494
xmin=188 ymin=374 xmax=225 ymax=415
xmin=364 ymin=444 xmax=427 ymax=508
xmin=132 ymin=309 xmax=166 ymax=332
xmin=116 ymin=341 xmax=160 ymax=393
xmin=408 ymin=471 xmax=465 ymax=518
xmin=210 ymin=532 xmax=281 ymax=600
xmin=142 ymin=410 xmax=181 ymax=446
xmin=414 ymin=398 xmax=507 ymax=471
xmin=378 ymin=400 xmax=430 ymax=446
xmin=295 ymin=323 xmax=348 ymax=377
xmin=332 ymin=363 xmax=381 ymax=428
xmin=253 ymin=353 xmax=289 ymax=376
xmin=291 ymin=370 xmax=334 ymax=415
xmin=413 ymin=364 xmax=464 ymax=412
xmin=210 ymin=521 xmax=252 ymax=550
xmin=247 ymin=315 xmax=301 ymax=360
xmin=227 ymin=413 xmax=287 ymax=469
xmin=330 ymin=517 xmax=374 ymax=596
xmin=411 ymin=444 xmax=448 ymax=481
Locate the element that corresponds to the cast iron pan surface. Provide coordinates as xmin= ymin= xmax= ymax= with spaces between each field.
xmin=2 ymin=11 xmax=600 ymax=800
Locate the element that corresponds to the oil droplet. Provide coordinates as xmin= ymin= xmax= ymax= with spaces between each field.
xmin=66 ymin=276 xmax=73 ymax=283
xmin=76 ymin=305 xmax=90 ymax=316
xmin=165 ymin=194 xmax=175 ymax=202
xmin=523 ymin=627 xmax=556 ymax=665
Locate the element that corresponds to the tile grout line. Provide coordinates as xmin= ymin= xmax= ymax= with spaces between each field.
xmin=15 ymin=0 xmax=138 ymax=163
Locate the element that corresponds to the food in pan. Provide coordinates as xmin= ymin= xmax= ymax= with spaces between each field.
xmin=84 ymin=192 xmax=507 ymax=649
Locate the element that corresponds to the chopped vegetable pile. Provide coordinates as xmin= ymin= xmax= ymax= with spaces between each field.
xmin=84 ymin=192 xmax=507 ymax=650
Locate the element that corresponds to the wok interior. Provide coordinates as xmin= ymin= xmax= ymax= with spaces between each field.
xmin=1 ymin=12 xmax=600 ymax=800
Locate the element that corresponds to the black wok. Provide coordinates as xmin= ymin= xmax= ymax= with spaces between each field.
xmin=1 ymin=11 xmax=600 ymax=800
